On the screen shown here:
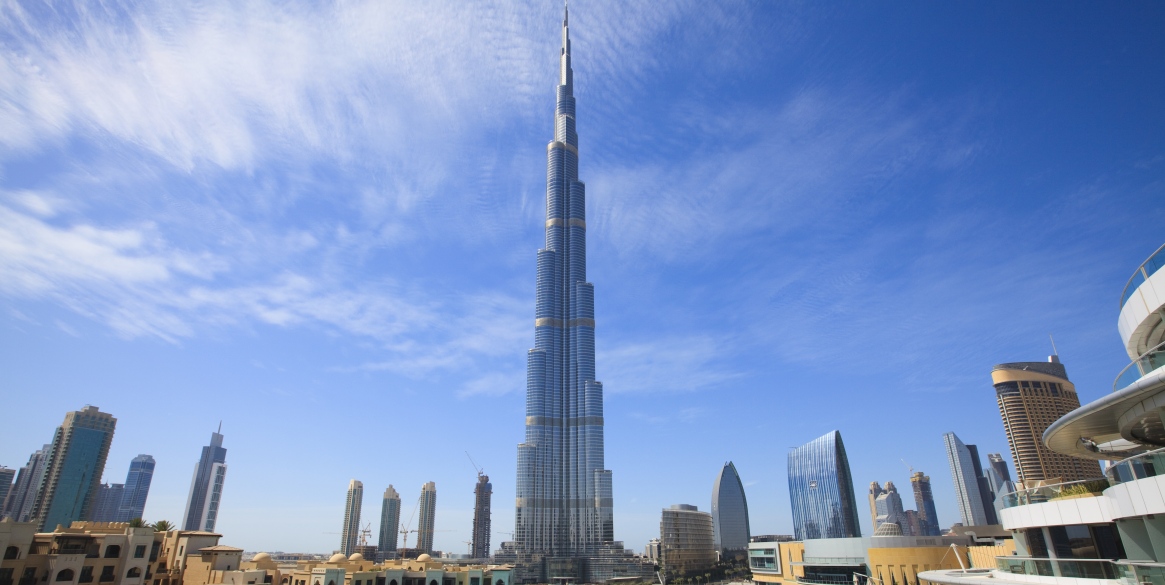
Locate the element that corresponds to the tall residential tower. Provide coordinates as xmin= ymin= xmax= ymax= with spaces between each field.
xmin=30 ymin=406 xmax=117 ymax=531
xmin=341 ymin=480 xmax=363 ymax=556
xmin=417 ymin=482 xmax=437 ymax=555
xmin=378 ymin=485 xmax=400 ymax=560
xmin=182 ymin=426 xmax=227 ymax=531
xmin=472 ymin=474 xmax=492 ymax=559
xmin=942 ymin=432 xmax=988 ymax=526
xmin=118 ymin=455 xmax=155 ymax=522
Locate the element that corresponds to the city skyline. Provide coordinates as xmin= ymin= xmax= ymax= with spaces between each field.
xmin=1 ymin=1 xmax=1163 ymax=555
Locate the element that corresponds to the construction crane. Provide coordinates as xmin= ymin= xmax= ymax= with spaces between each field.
xmin=466 ymin=452 xmax=484 ymax=479
xmin=358 ymin=522 xmax=373 ymax=547
xmin=901 ymin=459 xmax=914 ymax=475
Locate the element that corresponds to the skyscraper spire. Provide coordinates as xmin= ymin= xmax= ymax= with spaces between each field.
xmin=560 ymin=3 xmax=572 ymax=89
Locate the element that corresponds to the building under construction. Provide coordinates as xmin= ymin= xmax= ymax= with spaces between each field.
xmin=472 ymin=473 xmax=492 ymax=559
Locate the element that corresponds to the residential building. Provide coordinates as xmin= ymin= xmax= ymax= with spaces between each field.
xmin=29 ymin=405 xmax=117 ymax=531
xmin=943 ymin=432 xmax=989 ymax=527
xmin=644 ymin=539 xmax=660 ymax=563
xmin=993 ymin=356 xmax=1103 ymax=484
xmin=218 ymin=548 xmax=513 ymax=585
xmin=0 ymin=519 xmax=227 ymax=585
xmin=341 ymin=480 xmax=363 ymax=556
xmin=920 ymin=242 xmax=1165 ymax=585
xmin=182 ymin=426 xmax=227 ymax=532
xmin=90 ymin=484 xmax=126 ymax=522
xmin=377 ymin=486 xmax=400 ymax=560
xmin=0 ymin=468 xmax=14 ymax=512
xmin=711 ymin=461 xmax=751 ymax=555
xmin=787 ymin=431 xmax=862 ymax=540
xmin=866 ymin=482 xmax=883 ymax=533
xmin=659 ymin=505 xmax=716 ymax=577
xmin=2 ymin=445 xmax=50 ymax=522
xmin=416 ymin=482 xmax=436 ymax=555
xmin=872 ymin=482 xmax=906 ymax=534
xmin=118 ymin=455 xmax=155 ymax=523
xmin=509 ymin=7 xmax=651 ymax=584
xmin=471 ymin=475 xmax=491 ymax=559
xmin=909 ymin=472 xmax=940 ymax=537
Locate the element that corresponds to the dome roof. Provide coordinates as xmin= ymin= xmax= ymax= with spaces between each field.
xmin=252 ymin=553 xmax=271 ymax=561
xmin=873 ymin=522 xmax=903 ymax=537
xmin=348 ymin=553 xmax=364 ymax=562
xmin=328 ymin=553 xmax=348 ymax=563
xmin=416 ymin=554 xmax=432 ymax=562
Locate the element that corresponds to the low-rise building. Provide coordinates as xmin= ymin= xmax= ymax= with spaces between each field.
xmin=659 ymin=505 xmax=715 ymax=577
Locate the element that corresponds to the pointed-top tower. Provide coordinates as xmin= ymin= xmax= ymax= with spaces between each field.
xmin=516 ymin=0 xmax=613 ymax=558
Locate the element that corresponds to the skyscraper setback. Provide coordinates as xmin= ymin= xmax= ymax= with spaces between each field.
xmin=514 ymin=5 xmax=614 ymax=557
xmin=182 ymin=425 xmax=228 ymax=531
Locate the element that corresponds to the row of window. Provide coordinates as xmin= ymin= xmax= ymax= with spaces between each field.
xmin=0 ymin=565 xmax=143 ymax=584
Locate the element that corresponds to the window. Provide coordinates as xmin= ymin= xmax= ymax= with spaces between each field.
xmin=127 ymin=569 xmax=142 ymax=579
xmin=78 ymin=568 xmax=93 ymax=584
xmin=4 ymin=547 xmax=18 ymax=560
xmin=55 ymin=570 xmax=74 ymax=582
xmin=104 ymin=546 xmax=121 ymax=559
xmin=135 ymin=546 xmax=147 ymax=559
xmin=99 ymin=567 xmax=115 ymax=583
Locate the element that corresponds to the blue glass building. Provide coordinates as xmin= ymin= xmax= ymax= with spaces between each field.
xmin=711 ymin=461 xmax=751 ymax=553
xmin=515 ymin=5 xmax=613 ymax=557
xmin=30 ymin=406 xmax=117 ymax=531
xmin=787 ymin=431 xmax=862 ymax=540
xmin=117 ymin=454 xmax=154 ymax=522
xmin=182 ymin=426 xmax=227 ymax=531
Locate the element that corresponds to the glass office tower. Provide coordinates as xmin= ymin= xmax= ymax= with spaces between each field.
xmin=787 ymin=431 xmax=862 ymax=540
xmin=711 ymin=461 xmax=751 ymax=554
xmin=943 ymin=432 xmax=989 ymax=526
xmin=515 ymin=5 xmax=614 ymax=557
xmin=117 ymin=454 xmax=154 ymax=522
xmin=182 ymin=426 xmax=227 ymax=531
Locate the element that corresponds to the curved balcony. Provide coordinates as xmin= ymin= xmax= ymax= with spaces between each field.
xmin=1113 ymin=339 xmax=1165 ymax=392
xmin=1000 ymin=478 xmax=1109 ymax=508
xmin=996 ymin=557 xmax=1119 ymax=580
xmin=1120 ymin=242 xmax=1165 ymax=311
xmin=1105 ymin=446 xmax=1165 ymax=486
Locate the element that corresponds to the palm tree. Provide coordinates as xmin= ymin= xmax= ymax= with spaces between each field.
xmin=128 ymin=518 xmax=145 ymax=528
xmin=152 ymin=520 xmax=174 ymax=532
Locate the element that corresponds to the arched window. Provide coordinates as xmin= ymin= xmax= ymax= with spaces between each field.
xmin=127 ymin=568 xmax=142 ymax=578
xmin=496 ymin=580 xmax=504 ymax=585
xmin=56 ymin=569 xmax=75 ymax=582
xmin=104 ymin=546 xmax=121 ymax=559
xmin=4 ymin=546 xmax=18 ymax=560
xmin=282 ymin=578 xmax=289 ymax=584
xmin=390 ymin=580 xmax=398 ymax=585
xmin=431 ymin=580 xmax=438 ymax=585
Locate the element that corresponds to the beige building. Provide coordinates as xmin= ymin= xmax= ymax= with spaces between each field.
xmin=992 ymin=358 xmax=1103 ymax=485
xmin=0 ymin=520 xmax=225 ymax=585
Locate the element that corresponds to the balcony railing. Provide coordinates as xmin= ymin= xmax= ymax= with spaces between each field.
xmin=1106 ymin=446 xmax=1165 ymax=486
xmin=1000 ymin=478 xmax=1110 ymax=508
xmin=1113 ymin=339 xmax=1165 ymax=392
xmin=1120 ymin=242 xmax=1165 ymax=311
xmin=996 ymin=557 xmax=1119 ymax=579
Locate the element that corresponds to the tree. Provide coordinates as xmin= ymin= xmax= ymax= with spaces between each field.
xmin=128 ymin=518 xmax=145 ymax=528
xmin=152 ymin=520 xmax=174 ymax=532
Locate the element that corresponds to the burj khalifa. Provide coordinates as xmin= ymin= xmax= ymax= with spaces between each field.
xmin=514 ymin=4 xmax=614 ymax=559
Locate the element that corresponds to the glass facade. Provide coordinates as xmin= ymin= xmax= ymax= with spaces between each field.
xmin=515 ymin=6 xmax=613 ymax=557
xmin=417 ymin=482 xmax=437 ymax=554
xmin=942 ymin=432 xmax=988 ymax=526
xmin=117 ymin=455 xmax=154 ymax=522
xmin=341 ymin=479 xmax=363 ymax=556
xmin=660 ymin=505 xmax=716 ymax=576
xmin=31 ymin=406 xmax=117 ymax=531
xmin=787 ymin=431 xmax=861 ymax=540
xmin=182 ymin=429 xmax=227 ymax=531
xmin=711 ymin=461 xmax=751 ymax=553
xmin=909 ymin=472 xmax=941 ymax=536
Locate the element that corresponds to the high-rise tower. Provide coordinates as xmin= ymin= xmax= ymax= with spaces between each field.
xmin=417 ymin=482 xmax=437 ymax=554
xmin=472 ymin=474 xmax=492 ymax=559
xmin=182 ymin=425 xmax=228 ymax=531
xmin=515 ymin=4 xmax=614 ymax=558
xmin=992 ymin=357 xmax=1102 ymax=484
xmin=910 ymin=472 xmax=940 ymax=536
xmin=787 ymin=431 xmax=862 ymax=540
xmin=341 ymin=480 xmax=363 ymax=556
xmin=2 ymin=444 xmax=50 ymax=522
xmin=943 ymin=432 xmax=988 ymax=526
xmin=378 ymin=485 xmax=401 ymax=560
xmin=117 ymin=454 xmax=155 ymax=522
xmin=30 ymin=405 xmax=117 ymax=531
xmin=710 ymin=462 xmax=750 ymax=555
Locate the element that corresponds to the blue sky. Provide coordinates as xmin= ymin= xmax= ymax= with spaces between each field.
xmin=1 ymin=0 xmax=1164 ymax=556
